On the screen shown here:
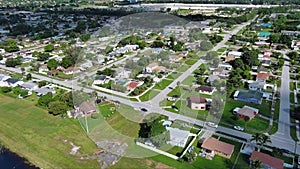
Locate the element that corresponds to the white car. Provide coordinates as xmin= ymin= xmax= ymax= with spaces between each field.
xmin=233 ymin=126 xmax=244 ymax=131
xmin=205 ymin=122 xmax=218 ymax=128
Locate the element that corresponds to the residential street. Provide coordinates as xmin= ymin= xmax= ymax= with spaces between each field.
xmin=1 ymin=16 xmax=299 ymax=154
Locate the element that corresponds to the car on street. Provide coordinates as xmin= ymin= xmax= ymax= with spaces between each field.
xmin=280 ymin=149 xmax=291 ymax=154
xmin=140 ymin=108 xmax=148 ymax=112
xmin=168 ymin=87 xmax=173 ymax=90
xmin=205 ymin=122 xmax=218 ymax=128
xmin=233 ymin=126 xmax=244 ymax=131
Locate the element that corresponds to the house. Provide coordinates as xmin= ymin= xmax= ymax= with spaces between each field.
xmin=201 ymin=137 xmax=235 ymax=159
xmin=233 ymin=90 xmax=263 ymax=104
xmin=93 ymin=75 xmax=109 ymax=85
xmin=233 ymin=106 xmax=259 ymax=120
xmin=39 ymin=65 xmax=48 ymax=73
xmin=207 ymin=75 xmax=221 ymax=83
xmin=213 ymin=68 xmax=230 ymax=78
xmin=5 ymin=78 xmax=23 ymax=87
xmin=227 ymin=51 xmax=242 ymax=58
xmin=126 ymin=81 xmax=139 ymax=90
xmin=170 ymin=53 xmax=185 ymax=62
xmin=152 ymin=48 xmax=163 ymax=54
xmin=166 ymin=127 xmax=190 ymax=148
xmin=281 ymin=30 xmax=300 ymax=36
xmin=250 ymin=151 xmax=284 ymax=169
xmin=249 ymin=81 xmax=266 ymax=91
xmin=145 ymin=62 xmax=158 ymax=73
xmin=218 ymin=63 xmax=232 ymax=71
xmin=77 ymin=101 xmax=98 ymax=117
xmin=188 ymin=96 xmax=207 ymax=110
xmin=47 ymin=69 xmax=59 ymax=76
xmin=19 ymin=82 xmax=38 ymax=91
xmin=197 ymin=86 xmax=215 ymax=95
xmin=34 ymin=87 xmax=56 ymax=97
xmin=256 ymin=72 xmax=269 ymax=81
xmin=62 ymin=66 xmax=81 ymax=75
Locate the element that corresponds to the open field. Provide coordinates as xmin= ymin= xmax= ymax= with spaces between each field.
xmin=0 ymin=94 xmax=99 ymax=168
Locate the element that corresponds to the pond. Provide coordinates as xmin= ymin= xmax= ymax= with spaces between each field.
xmin=0 ymin=146 xmax=39 ymax=169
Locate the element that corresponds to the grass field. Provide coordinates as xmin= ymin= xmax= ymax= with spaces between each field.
xmin=185 ymin=59 xmax=198 ymax=65
xmin=220 ymin=99 xmax=270 ymax=133
xmin=153 ymin=79 xmax=173 ymax=90
xmin=0 ymin=94 xmax=99 ymax=168
xmin=139 ymin=89 xmax=160 ymax=102
xmin=182 ymin=76 xmax=196 ymax=85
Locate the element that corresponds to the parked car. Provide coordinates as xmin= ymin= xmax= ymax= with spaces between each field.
xmin=233 ymin=126 xmax=244 ymax=131
xmin=140 ymin=108 xmax=148 ymax=112
xmin=168 ymin=87 xmax=174 ymax=90
xmin=205 ymin=122 xmax=218 ymax=128
xmin=171 ymin=106 xmax=179 ymax=112
xmin=280 ymin=149 xmax=291 ymax=154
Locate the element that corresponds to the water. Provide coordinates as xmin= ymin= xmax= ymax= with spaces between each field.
xmin=0 ymin=146 xmax=39 ymax=169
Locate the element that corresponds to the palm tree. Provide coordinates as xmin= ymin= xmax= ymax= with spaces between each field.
xmin=250 ymin=159 xmax=262 ymax=169
xmin=259 ymin=134 xmax=272 ymax=147
xmin=251 ymin=133 xmax=261 ymax=145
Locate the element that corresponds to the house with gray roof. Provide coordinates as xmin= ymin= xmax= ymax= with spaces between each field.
xmin=233 ymin=90 xmax=263 ymax=104
xmin=34 ymin=87 xmax=56 ymax=97
xmin=249 ymin=81 xmax=265 ymax=92
xmin=19 ymin=82 xmax=38 ymax=91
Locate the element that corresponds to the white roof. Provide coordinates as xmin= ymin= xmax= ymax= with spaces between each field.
xmin=228 ymin=51 xmax=242 ymax=57
xmin=166 ymin=127 xmax=190 ymax=148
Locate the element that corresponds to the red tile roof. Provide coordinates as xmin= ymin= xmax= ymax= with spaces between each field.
xmin=250 ymin=151 xmax=284 ymax=169
xmin=256 ymin=72 xmax=269 ymax=80
xmin=127 ymin=81 xmax=139 ymax=89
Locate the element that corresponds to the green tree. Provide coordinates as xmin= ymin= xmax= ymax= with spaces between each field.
xmin=250 ymin=159 xmax=262 ymax=169
xmin=200 ymin=41 xmax=213 ymax=51
xmin=61 ymin=57 xmax=73 ymax=68
xmin=48 ymin=101 xmax=68 ymax=116
xmin=0 ymin=54 xmax=3 ymax=60
xmin=79 ymin=34 xmax=91 ymax=42
xmin=1 ymin=86 xmax=12 ymax=93
xmin=38 ymin=81 xmax=47 ymax=88
xmin=44 ymin=44 xmax=54 ymax=52
xmin=47 ymin=58 xmax=58 ymax=70
xmin=26 ymin=73 xmax=32 ymax=80
xmin=5 ymin=58 xmax=20 ymax=67
xmin=206 ymin=51 xmax=218 ymax=60
xmin=38 ymin=93 xmax=53 ymax=107
xmin=251 ymin=133 xmax=261 ymax=145
xmin=12 ymin=87 xmax=28 ymax=97
xmin=287 ymin=51 xmax=299 ymax=61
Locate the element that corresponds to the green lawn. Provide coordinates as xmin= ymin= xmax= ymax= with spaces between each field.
xmin=57 ymin=72 xmax=73 ymax=79
xmin=98 ymin=102 xmax=117 ymax=118
xmin=291 ymin=92 xmax=295 ymax=104
xmin=217 ymin=48 xmax=226 ymax=53
xmin=159 ymin=99 xmax=174 ymax=107
xmin=167 ymin=86 xmax=183 ymax=97
xmin=185 ymin=59 xmax=198 ymax=65
xmin=220 ymin=99 xmax=270 ymax=133
xmin=291 ymin=125 xmax=299 ymax=142
xmin=153 ymin=79 xmax=173 ymax=90
xmin=268 ymin=122 xmax=278 ymax=135
xmin=290 ymin=82 xmax=295 ymax=91
xmin=139 ymin=89 xmax=160 ymax=102
xmin=177 ymin=65 xmax=190 ymax=72
xmin=166 ymin=72 xmax=182 ymax=80
xmin=182 ymin=76 xmax=196 ymax=85
xmin=0 ymin=94 xmax=99 ymax=168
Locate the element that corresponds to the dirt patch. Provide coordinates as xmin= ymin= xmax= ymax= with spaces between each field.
xmin=156 ymin=162 xmax=174 ymax=169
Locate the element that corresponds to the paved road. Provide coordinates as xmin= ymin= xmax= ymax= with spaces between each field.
xmin=2 ymin=17 xmax=300 ymax=153
xmin=271 ymin=51 xmax=293 ymax=145
xmin=148 ymin=18 xmax=254 ymax=106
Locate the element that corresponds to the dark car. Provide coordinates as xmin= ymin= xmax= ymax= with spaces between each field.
xmin=168 ymin=87 xmax=173 ymax=90
xmin=140 ymin=108 xmax=148 ymax=112
xmin=280 ymin=149 xmax=291 ymax=154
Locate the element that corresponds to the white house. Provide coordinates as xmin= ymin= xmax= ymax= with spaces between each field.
xmin=34 ymin=87 xmax=56 ymax=97
xmin=19 ymin=82 xmax=39 ymax=91
xmin=166 ymin=127 xmax=190 ymax=148
xmin=93 ymin=75 xmax=110 ymax=85
xmin=227 ymin=51 xmax=242 ymax=58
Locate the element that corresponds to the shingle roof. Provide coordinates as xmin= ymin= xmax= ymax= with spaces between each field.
xmin=237 ymin=90 xmax=263 ymax=100
xmin=250 ymin=151 xmax=284 ymax=169
xmin=189 ymin=96 xmax=206 ymax=104
xmin=197 ymin=86 xmax=214 ymax=93
xmin=201 ymin=137 xmax=235 ymax=156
